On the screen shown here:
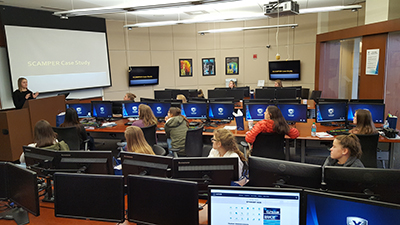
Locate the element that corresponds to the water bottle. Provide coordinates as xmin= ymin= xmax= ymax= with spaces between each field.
xmin=384 ymin=120 xmax=389 ymax=129
xmin=311 ymin=122 xmax=317 ymax=137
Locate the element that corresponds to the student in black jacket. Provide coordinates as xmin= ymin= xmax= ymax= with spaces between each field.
xmin=12 ymin=77 xmax=39 ymax=109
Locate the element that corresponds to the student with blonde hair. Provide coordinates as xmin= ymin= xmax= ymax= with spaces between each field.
xmin=274 ymin=79 xmax=283 ymax=87
xmin=131 ymin=104 xmax=158 ymax=128
xmin=13 ymin=77 xmax=39 ymax=109
xmin=323 ymin=134 xmax=364 ymax=167
xmin=124 ymin=126 xmax=155 ymax=155
xmin=209 ymin=128 xmax=247 ymax=177
xmin=176 ymin=94 xmax=187 ymax=103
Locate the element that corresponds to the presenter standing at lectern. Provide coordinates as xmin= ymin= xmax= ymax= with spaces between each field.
xmin=12 ymin=77 xmax=39 ymax=109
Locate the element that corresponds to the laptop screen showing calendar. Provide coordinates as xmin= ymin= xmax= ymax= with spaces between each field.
xmin=208 ymin=186 xmax=302 ymax=225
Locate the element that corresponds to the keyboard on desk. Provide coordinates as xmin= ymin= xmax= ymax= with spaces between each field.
xmin=327 ymin=128 xmax=350 ymax=135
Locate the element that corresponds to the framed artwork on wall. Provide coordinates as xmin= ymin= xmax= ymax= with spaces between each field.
xmin=179 ymin=59 xmax=193 ymax=77
xmin=202 ymin=58 xmax=216 ymax=76
xmin=225 ymin=57 xmax=239 ymax=75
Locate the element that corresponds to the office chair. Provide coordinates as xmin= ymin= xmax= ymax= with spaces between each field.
xmin=247 ymin=133 xmax=286 ymax=160
xmin=52 ymin=126 xmax=87 ymax=150
xmin=140 ymin=124 xmax=157 ymax=147
xmin=184 ymin=126 xmax=204 ymax=157
xmin=356 ymin=133 xmax=379 ymax=168
xmin=152 ymin=144 xmax=166 ymax=156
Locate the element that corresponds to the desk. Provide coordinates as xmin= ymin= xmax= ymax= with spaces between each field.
xmin=86 ymin=118 xmax=400 ymax=168
xmin=1 ymin=198 xmax=208 ymax=225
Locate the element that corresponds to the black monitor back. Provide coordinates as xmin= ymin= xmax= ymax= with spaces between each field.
xmin=235 ymin=86 xmax=250 ymax=97
xmin=248 ymin=156 xmax=322 ymax=190
xmin=54 ymin=173 xmax=124 ymax=222
xmin=0 ymin=162 xmax=6 ymax=199
xmin=58 ymin=151 xmax=114 ymax=175
xmin=112 ymin=100 xmax=133 ymax=114
xmin=23 ymin=146 xmax=60 ymax=176
xmin=275 ymin=88 xmax=298 ymax=99
xmin=121 ymin=151 xmax=173 ymax=179
xmin=171 ymin=89 xmax=190 ymax=99
xmin=226 ymin=89 xmax=245 ymax=100
xmin=7 ymin=163 xmax=40 ymax=216
xmin=349 ymin=99 xmax=384 ymax=104
xmin=208 ymin=89 xmax=227 ymax=98
xmin=255 ymin=88 xmax=275 ymax=99
xmin=324 ymin=166 xmax=400 ymax=204
xmin=140 ymin=97 xmax=159 ymax=102
xmin=127 ymin=175 xmax=199 ymax=225
xmin=154 ymin=90 xmax=172 ymax=100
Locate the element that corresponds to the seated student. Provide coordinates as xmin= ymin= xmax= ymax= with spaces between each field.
xmin=124 ymin=126 xmax=155 ymax=155
xmin=12 ymin=77 xmax=39 ymax=109
xmin=208 ymin=129 xmax=246 ymax=177
xmin=228 ymin=80 xmax=236 ymax=89
xmin=176 ymin=94 xmax=187 ymax=103
xmin=274 ymin=79 xmax=283 ymax=87
xmin=124 ymin=92 xmax=136 ymax=101
xmin=20 ymin=120 xmax=69 ymax=164
xmin=197 ymin=89 xmax=205 ymax=98
xmin=349 ymin=109 xmax=378 ymax=135
xmin=60 ymin=107 xmax=89 ymax=150
xmin=323 ymin=134 xmax=364 ymax=167
xmin=245 ymin=105 xmax=299 ymax=144
xmin=164 ymin=107 xmax=189 ymax=156
xmin=131 ymin=104 xmax=158 ymax=128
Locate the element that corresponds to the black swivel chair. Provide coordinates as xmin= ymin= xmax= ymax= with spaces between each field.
xmin=52 ymin=126 xmax=86 ymax=150
xmin=140 ymin=124 xmax=157 ymax=147
xmin=152 ymin=144 xmax=166 ymax=156
xmin=249 ymin=133 xmax=286 ymax=160
xmin=356 ymin=133 xmax=379 ymax=168
xmin=184 ymin=126 xmax=204 ymax=157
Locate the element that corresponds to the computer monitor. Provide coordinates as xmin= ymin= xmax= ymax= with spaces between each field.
xmin=275 ymin=88 xmax=298 ymax=99
xmin=172 ymin=157 xmax=238 ymax=192
xmin=127 ymin=175 xmax=198 ymax=225
xmin=91 ymin=101 xmax=113 ymax=119
xmin=6 ymin=163 xmax=40 ymax=217
xmin=349 ymin=99 xmax=384 ymax=103
xmin=111 ymin=100 xmax=132 ymax=115
xmin=188 ymin=89 xmax=199 ymax=97
xmin=181 ymin=103 xmax=208 ymax=119
xmin=66 ymin=103 xmax=92 ymax=118
xmin=226 ymin=89 xmax=245 ymax=100
xmin=170 ymin=89 xmax=190 ymax=99
xmin=245 ymin=103 xmax=274 ymax=121
xmin=208 ymin=185 xmax=302 ymax=225
xmin=139 ymin=97 xmax=159 ymax=102
xmin=122 ymin=102 xmax=141 ymax=118
xmin=255 ymin=88 xmax=275 ymax=99
xmin=154 ymin=90 xmax=172 ymax=100
xmin=347 ymin=103 xmax=385 ymax=124
xmin=54 ymin=173 xmax=124 ymax=222
xmin=208 ymin=102 xmax=234 ymax=120
xmin=57 ymin=151 xmax=114 ymax=175
xmin=145 ymin=102 xmax=171 ymax=118
xmin=316 ymin=102 xmax=347 ymax=123
xmin=0 ymin=162 xmax=6 ymax=200
xmin=23 ymin=146 xmax=60 ymax=176
xmin=235 ymin=86 xmax=250 ymax=97
xmin=323 ymin=166 xmax=400 ymax=204
xmin=274 ymin=99 xmax=301 ymax=104
xmin=120 ymin=151 xmax=173 ymax=178
xmin=305 ymin=190 xmax=400 ymax=225
xmin=208 ymin=89 xmax=227 ymax=99
xmin=248 ymin=156 xmax=322 ymax=190
xmin=277 ymin=104 xmax=307 ymax=123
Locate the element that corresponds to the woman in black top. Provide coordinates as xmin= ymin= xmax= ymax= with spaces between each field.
xmin=60 ymin=107 xmax=88 ymax=150
xmin=12 ymin=77 xmax=39 ymax=109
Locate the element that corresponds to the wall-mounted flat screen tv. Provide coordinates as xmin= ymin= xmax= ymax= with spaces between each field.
xmin=269 ymin=60 xmax=300 ymax=81
xmin=128 ymin=66 xmax=159 ymax=86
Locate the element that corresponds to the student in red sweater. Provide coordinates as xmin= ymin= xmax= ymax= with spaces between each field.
xmin=245 ymin=105 xmax=299 ymax=144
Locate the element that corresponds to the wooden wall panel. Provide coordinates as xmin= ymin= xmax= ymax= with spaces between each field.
xmin=359 ymin=34 xmax=387 ymax=99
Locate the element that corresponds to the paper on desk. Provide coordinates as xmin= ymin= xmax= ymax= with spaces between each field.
xmin=316 ymin=132 xmax=334 ymax=138
xmin=224 ymin=126 xmax=237 ymax=130
xmin=102 ymin=122 xmax=117 ymax=127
